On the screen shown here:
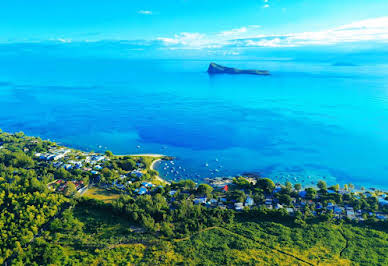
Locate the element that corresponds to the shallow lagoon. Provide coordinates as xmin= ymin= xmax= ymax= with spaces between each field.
xmin=0 ymin=56 xmax=387 ymax=189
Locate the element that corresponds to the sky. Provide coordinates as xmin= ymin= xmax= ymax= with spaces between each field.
xmin=1 ymin=0 xmax=388 ymax=58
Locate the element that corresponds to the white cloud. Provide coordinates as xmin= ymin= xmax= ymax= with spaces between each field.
xmin=138 ymin=10 xmax=153 ymax=15
xmin=157 ymin=16 xmax=388 ymax=50
xmin=157 ymin=32 xmax=216 ymax=49
xmin=218 ymin=27 xmax=247 ymax=37
xmin=57 ymin=38 xmax=72 ymax=43
xmin=263 ymin=4 xmax=270 ymax=8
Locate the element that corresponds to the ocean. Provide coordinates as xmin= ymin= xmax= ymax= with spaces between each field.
xmin=1 ymin=55 xmax=388 ymax=189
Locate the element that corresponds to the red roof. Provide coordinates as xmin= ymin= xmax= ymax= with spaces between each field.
xmin=223 ymin=185 xmax=228 ymax=192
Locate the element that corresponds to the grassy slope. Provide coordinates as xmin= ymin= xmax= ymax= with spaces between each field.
xmin=24 ymin=204 xmax=387 ymax=265
xmin=83 ymin=187 xmax=121 ymax=203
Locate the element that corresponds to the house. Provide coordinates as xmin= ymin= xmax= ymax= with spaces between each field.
xmin=245 ymin=197 xmax=254 ymax=206
xmin=378 ymin=198 xmax=388 ymax=206
xmin=136 ymin=187 xmax=147 ymax=195
xmin=63 ymin=164 xmax=73 ymax=170
xmin=234 ymin=202 xmax=244 ymax=211
xmin=78 ymin=186 xmax=88 ymax=194
xmin=52 ymin=154 xmax=65 ymax=161
xmin=209 ymin=199 xmax=218 ymax=206
xmin=74 ymin=162 xmax=83 ymax=169
xmin=299 ymin=191 xmax=307 ymax=198
xmin=113 ymin=180 xmax=125 ymax=190
xmin=273 ymin=187 xmax=282 ymax=194
xmin=90 ymin=170 xmax=99 ymax=175
xmin=131 ymin=170 xmax=143 ymax=178
xmin=265 ymin=198 xmax=272 ymax=205
xmin=346 ymin=208 xmax=356 ymax=219
xmin=141 ymin=182 xmax=153 ymax=188
xmin=333 ymin=206 xmax=344 ymax=215
xmin=275 ymin=203 xmax=283 ymax=209
xmin=218 ymin=203 xmax=226 ymax=209
xmin=194 ymin=197 xmax=207 ymax=205
xmin=219 ymin=197 xmax=227 ymax=203
xmin=169 ymin=190 xmax=177 ymax=196
xmin=53 ymin=162 xmax=63 ymax=168
xmin=286 ymin=208 xmax=294 ymax=215
xmin=95 ymin=165 xmax=103 ymax=170
xmin=93 ymin=155 xmax=106 ymax=161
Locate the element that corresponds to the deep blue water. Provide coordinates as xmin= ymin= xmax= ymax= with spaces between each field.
xmin=0 ymin=56 xmax=388 ymax=189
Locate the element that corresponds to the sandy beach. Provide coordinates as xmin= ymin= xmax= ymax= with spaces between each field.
xmin=150 ymin=158 xmax=171 ymax=185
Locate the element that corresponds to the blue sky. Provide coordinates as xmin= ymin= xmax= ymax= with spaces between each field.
xmin=1 ymin=0 xmax=388 ymax=57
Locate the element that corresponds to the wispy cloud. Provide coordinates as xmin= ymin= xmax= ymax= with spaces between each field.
xmin=218 ymin=27 xmax=248 ymax=37
xmin=138 ymin=10 xmax=153 ymax=15
xmin=56 ymin=38 xmax=72 ymax=43
xmin=157 ymin=17 xmax=388 ymax=50
xmin=157 ymin=32 xmax=222 ymax=50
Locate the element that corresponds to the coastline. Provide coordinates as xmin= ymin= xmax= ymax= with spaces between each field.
xmin=150 ymin=158 xmax=171 ymax=185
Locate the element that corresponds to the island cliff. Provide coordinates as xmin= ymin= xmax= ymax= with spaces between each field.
xmin=207 ymin=62 xmax=270 ymax=76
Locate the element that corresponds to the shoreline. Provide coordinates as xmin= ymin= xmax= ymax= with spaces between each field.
xmin=150 ymin=158 xmax=171 ymax=185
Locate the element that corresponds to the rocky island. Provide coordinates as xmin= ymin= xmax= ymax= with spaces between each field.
xmin=207 ymin=62 xmax=270 ymax=76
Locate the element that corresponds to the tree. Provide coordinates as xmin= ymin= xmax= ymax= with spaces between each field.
xmin=196 ymin=184 xmax=213 ymax=197
xmin=317 ymin=180 xmax=327 ymax=191
xmin=329 ymin=184 xmax=340 ymax=192
xmin=284 ymin=181 xmax=293 ymax=193
xmin=278 ymin=194 xmax=292 ymax=205
xmin=233 ymin=177 xmax=251 ymax=187
xmin=160 ymin=222 xmax=174 ymax=237
xmin=232 ymin=190 xmax=247 ymax=203
xmin=118 ymin=158 xmax=136 ymax=171
xmin=305 ymin=187 xmax=317 ymax=199
xmin=105 ymin=150 xmax=113 ymax=157
xmin=64 ymin=182 xmax=76 ymax=196
xmin=55 ymin=167 xmax=70 ymax=179
xmin=101 ymin=168 xmax=113 ymax=178
xmin=256 ymin=178 xmax=275 ymax=193
xmin=182 ymin=180 xmax=196 ymax=190
xmin=294 ymin=183 xmax=302 ymax=191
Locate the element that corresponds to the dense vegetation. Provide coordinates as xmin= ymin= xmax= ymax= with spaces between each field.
xmin=0 ymin=130 xmax=387 ymax=265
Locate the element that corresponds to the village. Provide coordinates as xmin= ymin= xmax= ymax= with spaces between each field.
xmin=36 ymin=146 xmax=388 ymax=222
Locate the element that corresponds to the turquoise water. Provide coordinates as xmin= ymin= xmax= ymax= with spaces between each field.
xmin=0 ymin=56 xmax=387 ymax=189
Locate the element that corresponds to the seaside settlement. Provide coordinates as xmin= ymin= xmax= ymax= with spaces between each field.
xmin=1 ymin=131 xmax=388 ymax=265
xmin=2 ymin=131 xmax=386 ymax=222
